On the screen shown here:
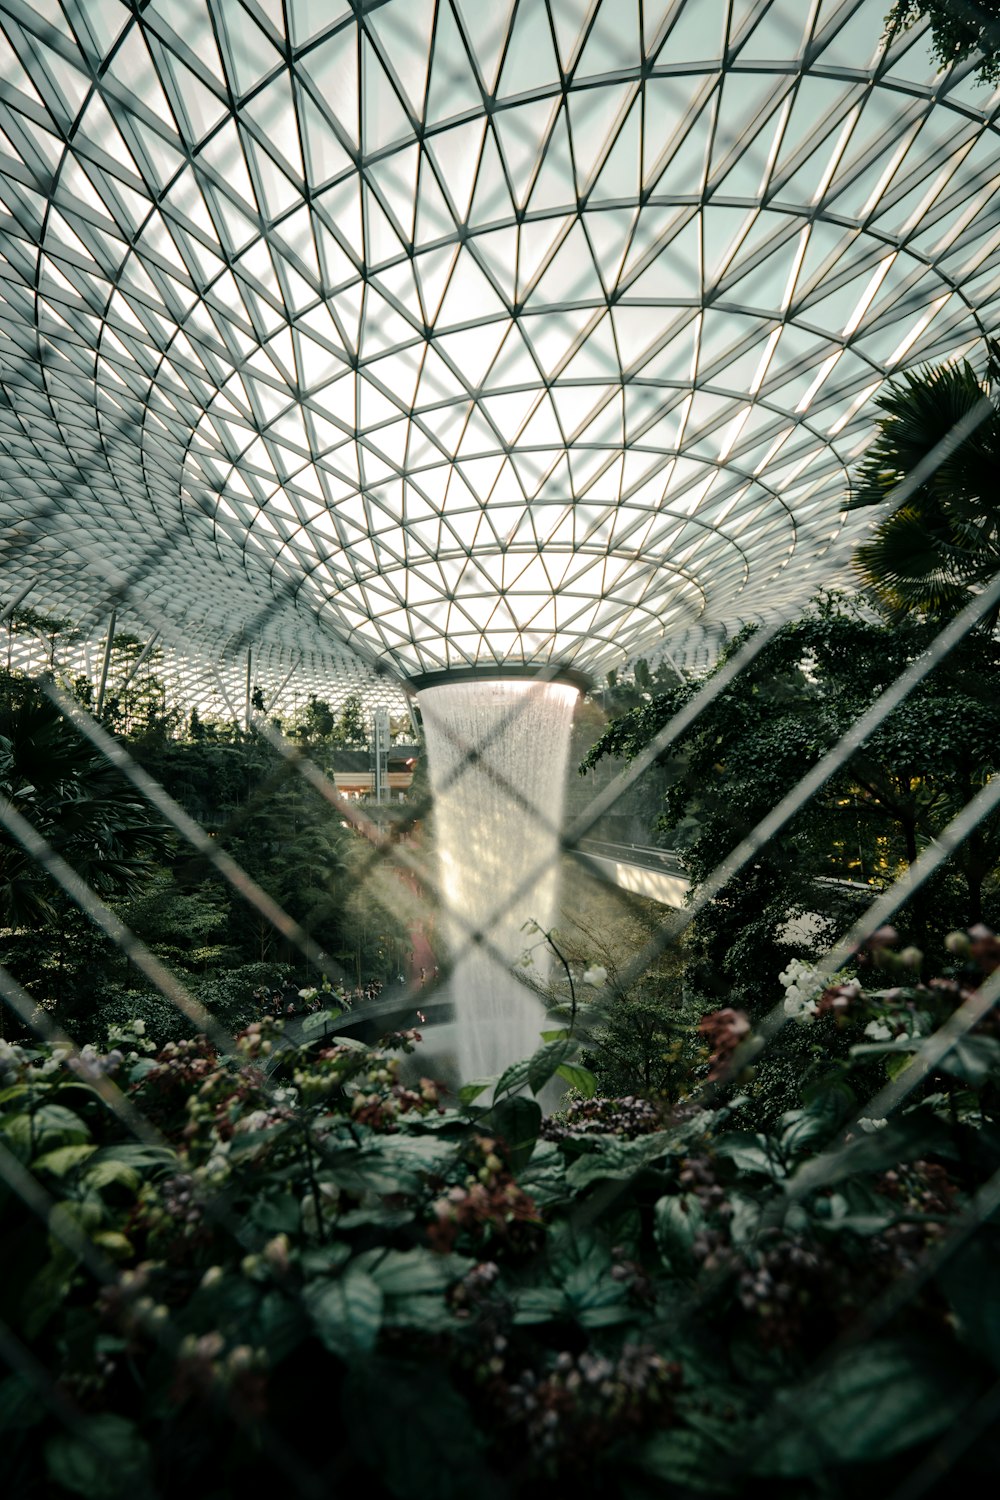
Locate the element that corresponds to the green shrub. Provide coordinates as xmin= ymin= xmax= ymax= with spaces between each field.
xmin=90 ymin=963 xmax=285 ymax=1049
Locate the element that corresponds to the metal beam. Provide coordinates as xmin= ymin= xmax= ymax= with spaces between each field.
xmin=115 ymin=630 xmax=160 ymax=696
xmin=95 ymin=610 xmax=117 ymax=719
xmin=0 ymin=579 xmax=35 ymax=629
xmin=262 ymin=657 xmax=300 ymax=718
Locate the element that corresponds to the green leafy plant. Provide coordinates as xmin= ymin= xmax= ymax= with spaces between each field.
xmin=3 ymin=924 xmax=1000 ymax=1496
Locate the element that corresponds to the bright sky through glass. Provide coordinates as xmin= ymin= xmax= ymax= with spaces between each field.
xmin=0 ymin=0 xmax=997 ymax=694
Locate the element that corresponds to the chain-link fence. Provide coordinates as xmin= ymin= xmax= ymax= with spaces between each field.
xmin=1 ymin=375 xmax=1000 ymax=1497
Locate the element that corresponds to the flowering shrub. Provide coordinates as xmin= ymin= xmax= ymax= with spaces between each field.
xmin=2 ymin=929 xmax=1000 ymax=1496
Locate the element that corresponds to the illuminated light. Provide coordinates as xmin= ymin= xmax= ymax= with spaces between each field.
xmin=887 ymin=295 xmax=951 ymax=368
xmin=749 ymin=329 xmax=782 ymax=395
xmin=842 ymin=255 xmax=896 ymax=339
xmin=796 ymin=352 xmax=842 ymax=413
xmin=829 ymin=380 xmax=881 ymax=437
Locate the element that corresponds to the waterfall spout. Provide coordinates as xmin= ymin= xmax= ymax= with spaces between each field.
xmin=419 ymin=677 xmax=580 ymax=1086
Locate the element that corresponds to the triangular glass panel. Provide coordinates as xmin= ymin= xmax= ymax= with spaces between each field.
xmin=414 ymin=166 xmax=457 ymax=254
xmin=436 ymin=246 xmax=507 ymax=328
xmin=364 ymin=182 xmax=407 ymax=266
xmin=470 ymin=224 xmax=518 ymax=303
xmin=367 ymin=0 xmax=435 ymax=119
xmin=316 ymin=176 xmax=364 ymax=260
xmin=497 ymin=1 xmax=560 ymax=98
xmin=494 ymin=97 xmax=559 ymax=207
xmin=434 ymin=319 xmax=509 ymax=388
xmin=529 ymin=221 xmax=604 ymax=303
xmin=219 ymin=8 xmax=282 ymax=96
xmin=659 ymin=0 xmax=727 ymax=62
xmin=468 ymin=126 xmax=513 ymax=226
xmin=527 ymin=106 xmax=576 ymax=214
xmin=363 ymin=35 xmax=413 ymax=153
xmin=300 ymin=25 xmax=360 ymax=148
xmin=427 ymin=117 xmax=487 ymax=223
xmin=425 ymin=0 xmax=482 ymax=124
xmin=516 ymin=215 xmax=570 ymax=298
xmin=576 ymin=0 xmax=640 ymax=77
xmin=627 ymin=218 xmax=700 ymax=300
xmin=556 ymin=309 xmax=618 ymax=379
xmin=454 ymin=0 xmax=517 ymax=94
xmin=590 ymin=92 xmax=641 ymax=202
xmin=568 ymin=82 xmax=632 ymax=192
xmin=548 ymin=0 xmax=592 ymax=71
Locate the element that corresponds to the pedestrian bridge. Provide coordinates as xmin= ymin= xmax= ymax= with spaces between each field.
xmin=574 ymin=839 xmax=691 ymax=909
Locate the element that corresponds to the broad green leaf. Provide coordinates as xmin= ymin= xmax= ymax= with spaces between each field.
xmin=228 ymin=1123 xmax=292 ymax=1158
xmin=565 ymin=1130 xmax=674 ymax=1190
xmin=326 ymin=1034 xmax=368 ymax=1052
xmin=713 ymin=1132 xmax=784 ymax=1178
xmin=335 ymin=1207 xmax=415 ymax=1231
xmin=654 ymin=1193 xmax=705 ymax=1270
xmin=86 ymin=1144 xmax=176 ymax=1171
xmin=45 ymin=1413 xmax=150 ymax=1499
xmin=91 ymin=1231 xmax=133 ymax=1260
xmin=517 ymin=1141 xmax=571 ymax=1209
xmin=458 ymin=1078 xmax=494 ymax=1105
xmin=938 ymin=1034 xmax=1000 ymax=1087
xmin=249 ymin=1190 xmax=300 ymax=1235
xmin=380 ymin=1292 xmax=462 ymax=1333
xmin=511 ymin=1286 xmax=568 ymax=1324
xmin=304 ymin=1267 xmax=383 ymax=1356
xmin=302 ymin=1008 xmax=341 ymax=1037
xmin=83 ymin=1159 xmax=141 ymax=1193
xmin=541 ymin=1028 xmax=572 ymax=1042
xmin=493 ymin=1057 xmax=532 ymax=1099
xmin=756 ymin=1338 xmax=980 ymax=1474
xmin=556 ymin=1062 xmax=598 ymax=1097
xmin=32 ymin=1143 xmax=97 ymax=1176
xmin=257 ymin=1290 xmax=309 ymax=1363
xmin=351 ymin=1248 xmax=472 ymax=1296
xmin=528 ymin=1037 xmax=577 ymax=1096
xmin=547 ymin=1220 xmax=630 ymax=1323
xmin=634 ymin=1426 xmax=738 ymax=1494
xmin=789 ymin=1108 xmax=957 ymax=1195
xmin=483 ymin=1094 xmax=541 ymax=1172
xmin=779 ymin=1103 xmax=837 ymax=1156
xmin=30 ymin=1104 xmax=90 ymax=1144
xmin=324 ymin=1146 xmax=423 ymax=1196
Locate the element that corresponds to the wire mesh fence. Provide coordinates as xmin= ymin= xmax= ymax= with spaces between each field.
xmin=3 ymin=369 xmax=1000 ymax=1498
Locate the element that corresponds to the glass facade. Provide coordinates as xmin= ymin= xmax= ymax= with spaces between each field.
xmin=0 ymin=0 xmax=997 ymax=690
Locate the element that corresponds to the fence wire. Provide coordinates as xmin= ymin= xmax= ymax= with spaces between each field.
xmin=1 ymin=393 xmax=999 ymax=1496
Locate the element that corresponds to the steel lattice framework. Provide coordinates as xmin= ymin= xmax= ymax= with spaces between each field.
xmin=0 ymin=0 xmax=998 ymax=701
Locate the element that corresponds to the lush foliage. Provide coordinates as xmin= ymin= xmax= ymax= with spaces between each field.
xmin=0 ymin=676 xmax=169 ymax=928
xmin=3 ymin=926 xmax=1000 ymax=1497
xmin=0 ymin=671 xmax=411 ymax=1028
xmin=845 ymin=357 xmax=1000 ymax=621
xmin=580 ymin=598 xmax=1000 ymax=1007
xmin=887 ymin=1 xmax=1000 ymax=84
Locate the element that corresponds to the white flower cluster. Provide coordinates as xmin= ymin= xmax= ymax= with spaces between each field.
xmin=778 ymin=958 xmax=829 ymax=1024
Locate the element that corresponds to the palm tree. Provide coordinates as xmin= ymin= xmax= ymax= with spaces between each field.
xmin=845 ymin=349 xmax=1000 ymax=623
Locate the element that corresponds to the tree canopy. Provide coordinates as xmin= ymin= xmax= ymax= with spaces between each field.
xmin=580 ymin=599 xmax=1000 ymax=1005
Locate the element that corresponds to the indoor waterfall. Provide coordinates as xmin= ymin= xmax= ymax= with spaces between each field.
xmin=419 ymin=677 xmax=580 ymax=1087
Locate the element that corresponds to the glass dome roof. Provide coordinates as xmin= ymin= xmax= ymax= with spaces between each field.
xmin=0 ymin=0 xmax=997 ymax=688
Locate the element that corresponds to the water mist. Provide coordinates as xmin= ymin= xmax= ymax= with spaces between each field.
xmin=419 ymin=677 xmax=580 ymax=1086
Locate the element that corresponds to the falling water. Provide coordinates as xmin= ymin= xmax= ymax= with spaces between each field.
xmin=420 ymin=677 xmax=580 ymax=1086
